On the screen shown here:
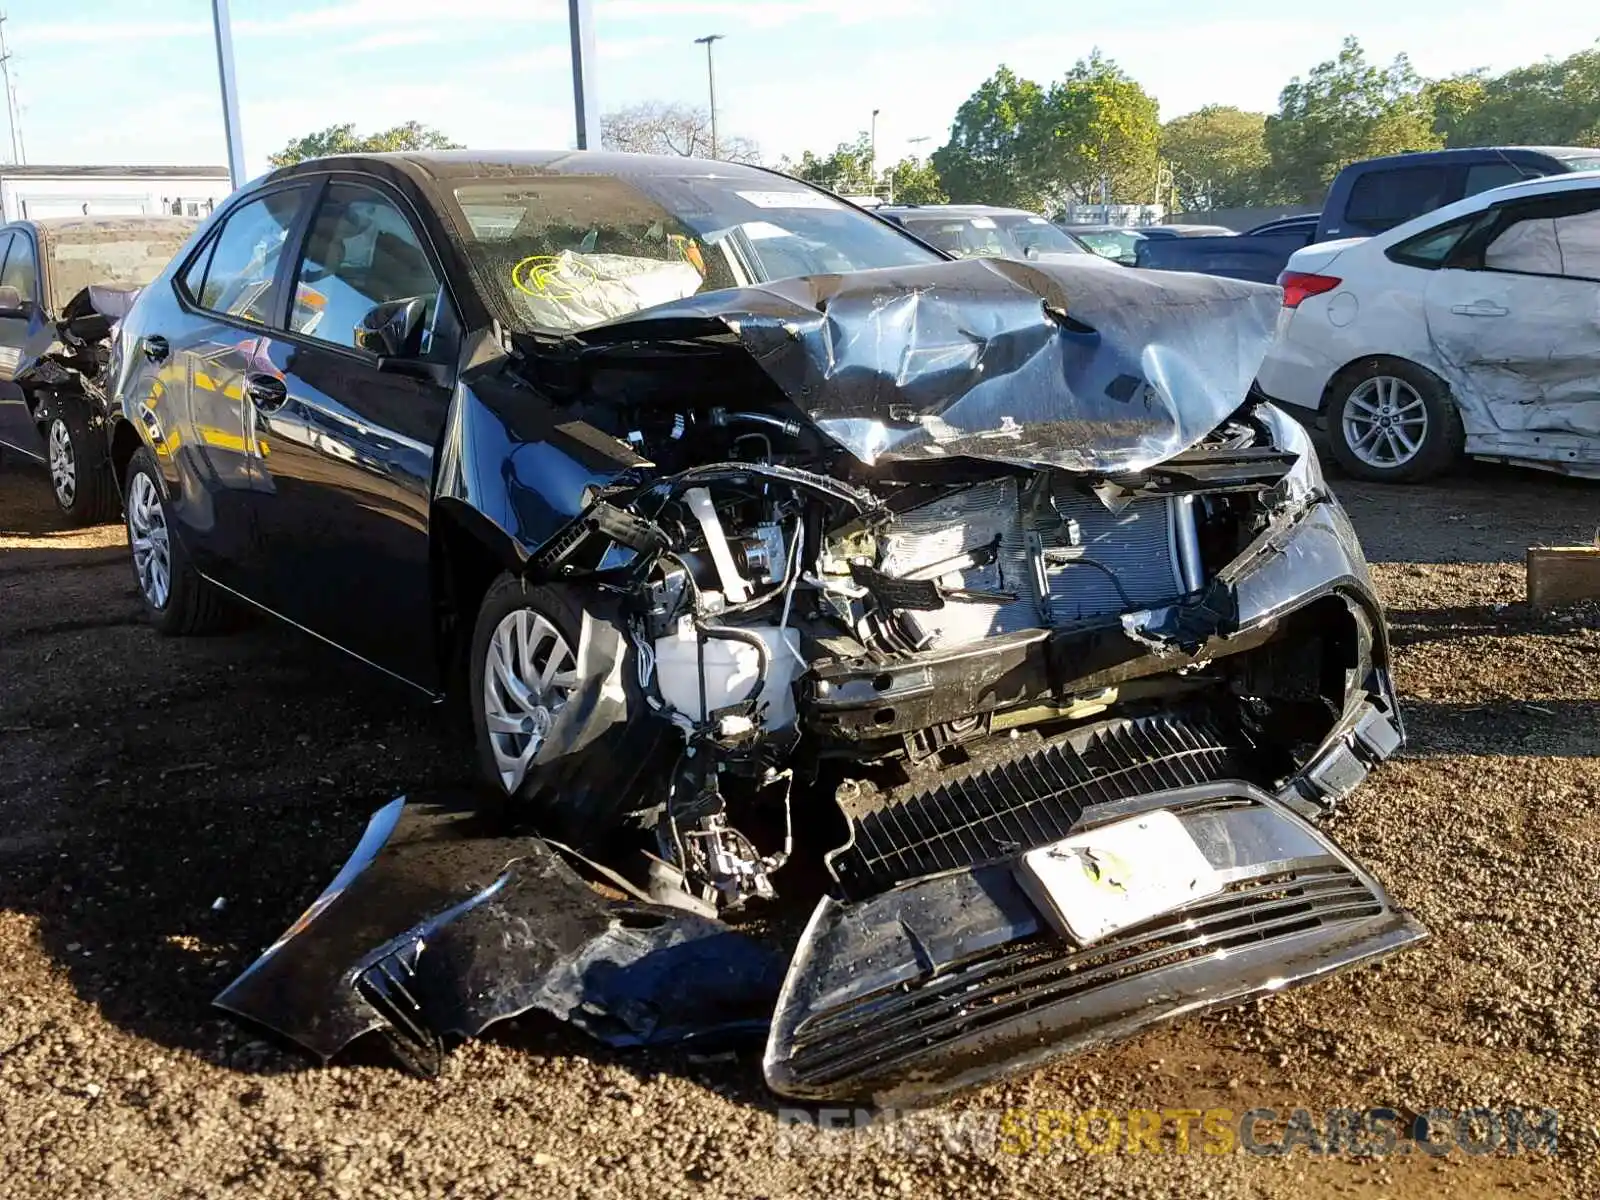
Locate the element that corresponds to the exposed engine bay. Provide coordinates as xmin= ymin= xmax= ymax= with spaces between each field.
xmin=523 ymin=396 xmax=1336 ymax=917
xmin=216 ymin=257 xmax=1425 ymax=1104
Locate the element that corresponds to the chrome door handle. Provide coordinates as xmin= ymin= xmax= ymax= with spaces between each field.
xmin=1450 ymin=302 xmax=1509 ymax=317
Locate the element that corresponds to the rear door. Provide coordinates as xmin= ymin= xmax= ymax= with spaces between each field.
xmin=136 ymin=184 xmax=312 ymax=591
xmin=1423 ymin=187 xmax=1600 ymax=440
xmin=247 ymin=179 xmax=458 ymax=687
xmin=0 ymin=228 xmax=49 ymax=461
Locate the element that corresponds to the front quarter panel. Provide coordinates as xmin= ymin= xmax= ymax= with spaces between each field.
xmin=433 ymin=349 xmax=646 ymax=564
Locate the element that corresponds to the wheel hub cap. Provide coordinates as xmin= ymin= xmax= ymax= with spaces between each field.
xmin=48 ymin=420 xmax=75 ymax=507
xmin=126 ymin=472 xmax=171 ymax=610
xmin=1343 ymin=376 xmax=1428 ymax=469
xmin=483 ymin=608 xmax=579 ymax=794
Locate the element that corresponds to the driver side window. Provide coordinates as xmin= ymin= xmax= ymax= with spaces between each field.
xmin=288 ymin=184 xmax=452 ymax=357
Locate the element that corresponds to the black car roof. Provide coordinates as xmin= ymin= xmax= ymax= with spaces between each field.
xmin=264 ymin=149 xmax=799 ymax=189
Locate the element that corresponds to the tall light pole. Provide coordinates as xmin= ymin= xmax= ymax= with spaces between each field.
xmin=569 ymin=0 xmax=600 ymax=149
xmin=694 ymin=34 xmax=723 ymax=159
xmin=210 ymin=0 xmax=247 ymax=189
xmin=869 ymin=108 xmax=880 ymax=187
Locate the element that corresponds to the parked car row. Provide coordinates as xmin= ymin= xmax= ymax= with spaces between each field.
xmin=18 ymin=148 xmax=1419 ymax=1106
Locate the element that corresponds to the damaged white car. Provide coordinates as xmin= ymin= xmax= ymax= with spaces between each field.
xmin=1258 ymin=169 xmax=1600 ymax=481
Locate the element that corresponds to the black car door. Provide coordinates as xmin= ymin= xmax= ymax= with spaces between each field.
xmin=0 ymin=229 xmax=49 ymax=461
xmin=140 ymin=183 xmax=313 ymax=593
xmin=245 ymin=178 xmax=458 ymax=690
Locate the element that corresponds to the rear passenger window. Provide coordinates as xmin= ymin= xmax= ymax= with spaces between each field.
xmin=1483 ymin=197 xmax=1600 ymax=280
xmin=1344 ymin=168 xmax=1450 ymax=232
xmin=1386 ymin=215 xmax=1479 ymax=269
xmin=287 ymin=183 xmax=447 ymax=357
xmin=1463 ymin=162 xmax=1529 ymax=198
xmin=181 ymin=187 xmax=307 ymax=324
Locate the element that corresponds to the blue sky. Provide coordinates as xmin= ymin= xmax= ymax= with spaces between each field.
xmin=3 ymin=0 xmax=1595 ymax=180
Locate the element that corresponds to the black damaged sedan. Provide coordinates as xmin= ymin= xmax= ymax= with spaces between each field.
xmin=104 ymin=151 xmax=1424 ymax=1104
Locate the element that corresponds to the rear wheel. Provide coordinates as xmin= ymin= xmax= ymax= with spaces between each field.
xmin=46 ymin=400 xmax=119 ymax=524
xmin=124 ymin=446 xmax=228 ymax=634
xmin=1325 ymin=360 xmax=1463 ymax=483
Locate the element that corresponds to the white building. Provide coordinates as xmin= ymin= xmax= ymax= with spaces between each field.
xmin=0 ymin=165 xmax=233 ymax=223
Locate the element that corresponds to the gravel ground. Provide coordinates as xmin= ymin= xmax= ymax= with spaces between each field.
xmin=2 ymin=451 xmax=1597 ymax=1199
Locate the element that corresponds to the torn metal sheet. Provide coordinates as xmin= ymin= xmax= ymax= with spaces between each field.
xmin=214 ymin=797 xmax=785 ymax=1072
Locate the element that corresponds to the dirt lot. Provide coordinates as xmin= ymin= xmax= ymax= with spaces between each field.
xmin=2 ymin=452 xmax=1597 ymax=1199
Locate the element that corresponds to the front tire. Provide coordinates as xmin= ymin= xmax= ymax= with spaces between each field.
xmin=46 ymin=400 xmax=119 ymax=524
xmin=1325 ymin=360 xmax=1463 ymax=483
xmin=469 ymin=574 xmax=585 ymax=815
xmin=124 ymin=446 xmax=228 ymax=634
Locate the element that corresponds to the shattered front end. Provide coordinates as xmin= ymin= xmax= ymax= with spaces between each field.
xmin=217 ymin=257 xmax=1424 ymax=1104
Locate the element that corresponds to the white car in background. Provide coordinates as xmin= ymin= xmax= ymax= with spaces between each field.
xmin=1256 ymin=170 xmax=1600 ymax=482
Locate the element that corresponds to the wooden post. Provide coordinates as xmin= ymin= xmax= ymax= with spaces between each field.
xmin=1527 ymin=545 xmax=1600 ymax=613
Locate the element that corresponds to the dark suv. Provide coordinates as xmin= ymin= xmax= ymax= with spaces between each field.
xmin=1316 ymin=145 xmax=1600 ymax=241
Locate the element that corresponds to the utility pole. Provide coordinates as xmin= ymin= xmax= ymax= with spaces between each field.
xmin=210 ymin=0 xmax=247 ymax=188
xmin=569 ymin=0 xmax=600 ymax=149
xmin=869 ymin=108 xmax=880 ymax=189
xmin=0 ymin=13 xmax=23 ymax=165
xmin=694 ymin=34 xmax=723 ymax=159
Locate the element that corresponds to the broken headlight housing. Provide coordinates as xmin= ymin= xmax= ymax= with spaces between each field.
xmin=1258 ymin=402 xmax=1326 ymax=508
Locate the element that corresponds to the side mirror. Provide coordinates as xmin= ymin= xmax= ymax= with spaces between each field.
xmin=1023 ymin=245 xmax=1041 ymax=260
xmin=355 ymin=296 xmax=427 ymax=359
xmin=0 ymin=284 xmax=26 ymax=318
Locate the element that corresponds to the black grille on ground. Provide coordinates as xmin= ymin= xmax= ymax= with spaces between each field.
xmin=826 ymin=715 xmax=1245 ymax=898
xmin=785 ymin=863 xmax=1382 ymax=1092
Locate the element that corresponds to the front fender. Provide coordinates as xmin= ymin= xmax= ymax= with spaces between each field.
xmin=431 ymin=353 xmax=644 ymax=565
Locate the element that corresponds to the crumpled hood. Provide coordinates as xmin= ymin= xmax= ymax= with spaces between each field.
xmin=573 ymin=256 xmax=1282 ymax=474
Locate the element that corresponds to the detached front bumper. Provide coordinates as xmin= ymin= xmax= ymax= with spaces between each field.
xmin=765 ymin=786 xmax=1426 ymax=1105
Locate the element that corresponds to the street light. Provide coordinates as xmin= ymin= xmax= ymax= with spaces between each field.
xmin=869 ymin=108 xmax=880 ymax=185
xmin=569 ymin=0 xmax=601 ymax=150
xmin=694 ymin=34 xmax=724 ymax=159
xmin=210 ymin=0 xmax=247 ymax=189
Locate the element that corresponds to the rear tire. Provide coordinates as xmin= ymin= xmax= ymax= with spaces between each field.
xmin=124 ymin=445 xmax=228 ymax=635
xmin=46 ymin=399 xmax=119 ymax=525
xmin=1325 ymin=360 xmax=1463 ymax=483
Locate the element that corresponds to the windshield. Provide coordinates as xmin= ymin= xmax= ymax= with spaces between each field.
xmin=1072 ymin=228 xmax=1144 ymax=260
xmin=896 ymin=214 xmax=1013 ymax=259
xmin=991 ymin=214 xmax=1088 ymax=256
xmin=450 ymin=173 xmax=939 ymax=332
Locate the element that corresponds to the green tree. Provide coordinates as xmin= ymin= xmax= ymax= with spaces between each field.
xmin=783 ymin=132 xmax=878 ymax=194
xmin=1160 ymin=106 xmax=1271 ymax=210
xmin=1264 ymin=37 xmax=1440 ymax=203
xmin=1429 ymin=44 xmax=1600 ymax=146
xmin=267 ymin=121 xmax=461 ymax=168
xmin=931 ymin=66 xmax=1050 ymax=208
xmin=1036 ymin=51 xmax=1162 ymax=206
xmin=1423 ymin=72 xmax=1490 ymax=146
xmin=883 ymin=156 xmax=946 ymax=203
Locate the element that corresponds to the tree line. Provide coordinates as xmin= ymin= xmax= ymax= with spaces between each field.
xmin=789 ymin=36 xmax=1600 ymax=212
xmin=267 ymin=36 xmax=1600 ymax=215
